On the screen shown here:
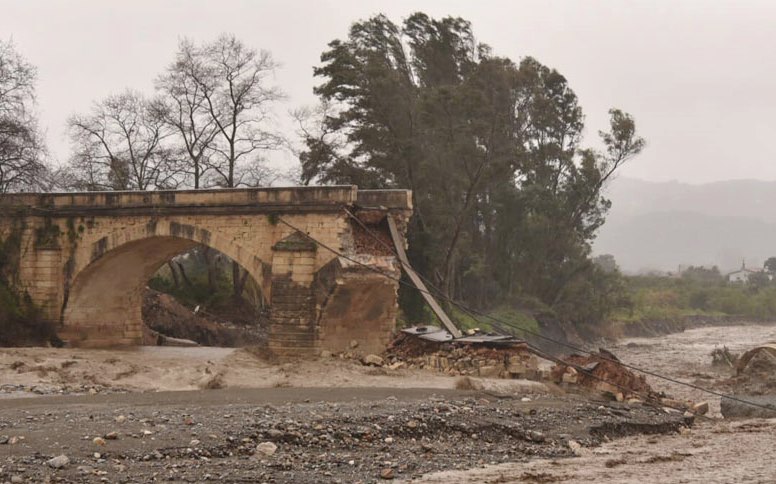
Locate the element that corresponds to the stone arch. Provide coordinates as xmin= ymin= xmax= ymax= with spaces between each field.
xmin=61 ymin=221 xmax=270 ymax=346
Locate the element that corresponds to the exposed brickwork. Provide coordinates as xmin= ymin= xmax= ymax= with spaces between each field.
xmin=0 ymin=187 xmax=412 ymax=355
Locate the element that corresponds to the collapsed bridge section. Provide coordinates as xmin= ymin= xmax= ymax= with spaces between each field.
xmin=0 ymin=186 xmax=412 ymax=356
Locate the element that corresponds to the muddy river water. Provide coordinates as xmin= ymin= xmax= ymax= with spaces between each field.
xmin=418 ymin=323 xmax=776 ymax=483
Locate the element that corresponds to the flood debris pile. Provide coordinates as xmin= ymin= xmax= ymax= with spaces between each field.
xmin=550 ymin=349 xmax=658 ymax=403
xmin=382 ymin=332 xmax=546 ymax=380
xmin=142 ymin=289 xmax=266 ymax=347
xmin=551 ymin=350 xmax=716 ymax=418
xmin=717 ymin=343 xmax=776 ymax=418
xmin=710 ymin=346 xmax=739 ymax=368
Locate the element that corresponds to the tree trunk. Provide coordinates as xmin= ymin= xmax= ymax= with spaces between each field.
xmin=167 ymin=260 xmax=180 ymax=289
xmin=233 ymin=264 xmax=249 ymax=302
xmin=176 ymin=261 xmax=193 ymax=289
xmin=204 ymin=247 xmax=217 ymax=292
xmin=232 ymin=261 xmax=247 ymax=301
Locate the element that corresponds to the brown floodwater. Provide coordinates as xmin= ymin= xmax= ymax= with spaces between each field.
xmin=417 ymin=323 xmax=776 ymax=483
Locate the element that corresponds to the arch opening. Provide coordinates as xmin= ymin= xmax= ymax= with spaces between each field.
xmin=61 ymin=236 xmax=268 ymax=347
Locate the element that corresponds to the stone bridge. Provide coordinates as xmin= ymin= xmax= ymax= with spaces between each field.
xmin=0 ymin=186 xmax=411 ymax=356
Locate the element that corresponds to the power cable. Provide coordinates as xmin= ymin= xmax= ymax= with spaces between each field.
xmin=281 ymin=212 xmax=776 ymax=414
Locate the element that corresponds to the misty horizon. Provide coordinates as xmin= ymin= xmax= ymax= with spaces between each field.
xmin=4 ymin=0 xmax=776 ymax=184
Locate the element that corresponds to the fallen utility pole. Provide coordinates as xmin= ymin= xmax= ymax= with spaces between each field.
xmin=387 ymin=215 xmax=463 ymax=338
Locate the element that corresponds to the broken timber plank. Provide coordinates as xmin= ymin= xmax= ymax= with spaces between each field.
xmin=387 ymin=215 xmax=463 ymax=338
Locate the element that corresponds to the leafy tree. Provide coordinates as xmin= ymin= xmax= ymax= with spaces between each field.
xmin=748 ymin=271 xmax=771 ymax=292
xmin=0 ymin=40 xmax=47 ymax=193
xmin=593 ymin=254 xmax=618 ymax=273
xmin=682 ymin=265 xmax=723 ymax=284
xmin=764 ymin=257 xmax=776 ymax=274
xmin=300 ymin=13 xmax=644 ymax=329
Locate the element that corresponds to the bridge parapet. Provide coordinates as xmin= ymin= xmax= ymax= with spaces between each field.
xmin=1 ymin=186 xmax=410 ymax=216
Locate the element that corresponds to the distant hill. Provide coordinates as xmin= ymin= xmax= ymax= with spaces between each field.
xmin=594 ymin=178 xmax=776 ymax=273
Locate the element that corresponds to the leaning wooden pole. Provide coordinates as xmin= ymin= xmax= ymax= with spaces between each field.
xmin=387 ymin=215 xmax=463 ymax=338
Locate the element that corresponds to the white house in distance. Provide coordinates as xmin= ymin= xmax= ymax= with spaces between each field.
xmin=727 ymin=261 xmax=765 ymax=283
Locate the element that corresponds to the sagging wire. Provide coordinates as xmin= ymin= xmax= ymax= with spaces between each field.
xmin=282 ymin=211 xmax=775 ymax=414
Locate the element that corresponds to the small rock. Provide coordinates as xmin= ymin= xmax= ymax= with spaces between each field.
xmin=93 ymin=437 xmax=106 ymax=446
xmin=0 ymin=435 xmax=8 ymax=445
xmin=568 ymin=440 xmax=583 ymax=456
xmin=380 ymin=468 xmax=395 ymax=479
xmin=691 ymin=401 xmax=709 ymax=416
xmin=104 ymin=432 xmax=119 ymax=440
xmin=384 ymin=437 xmax=394 ymax=444
xmin=189 ymin=439 xmax=200 ymax=447
xmin=94 ymin=452 xmax=101 ymax=459
xmin=350 ymin=340 xmax=359 ymax=349
xmin=406 ymin=420 xmax=419 ymax=429
xmin=363 ymin=354 xmax=384 ymax=366
xmin=388 ymin=362 xmax=405 ymax=370
xmin=562 ymin=367 xmax=578 ymax=384
xmin=47 ymin=454 xmax=70 ymax=469
xmin=267 ymin=429 xmax=283 ymax=439
xmin=255 ymin=441 xmax=277 ymax=456
xmin=11 ymin=475 xmax=23 ymax=483
xmin=320 ymin=350 xmax=332 ymax=358
xmin=114 ymin=415 xmax=127 ymax=424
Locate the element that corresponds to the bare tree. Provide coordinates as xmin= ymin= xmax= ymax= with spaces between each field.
xmin=177 ymin=34 xmax=285 ymax=189
xmin=0 ymin=40 xmax=47 ymax=193
xmin=67 ymin=90 xmax=178 ymax=191
xmin=154 ymin=39 xmax=218 ymax=189
xmin=162 ymin=34 xmax=285 ymax=299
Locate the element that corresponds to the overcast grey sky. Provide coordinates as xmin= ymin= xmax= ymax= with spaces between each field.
xmin=2 ymin=0 xmax=775 ymax=183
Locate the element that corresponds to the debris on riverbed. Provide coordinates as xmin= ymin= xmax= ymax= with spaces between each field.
xmin=0 ymin=389 xmax=691 ymax=483
xmin=717 ymin=342 xmax=776 ymax=398
xmin=710 ymin=346 xmax=739 ymax=368
xmin=381 ymin=332 xmax=548 ymax=379
xmin=550 ymin=349 xmax=657 ymax=402
xmin=142 ymin=289 xmax=266 ymax=347
xmin=717 ymin=342 xmax=776 ymax=417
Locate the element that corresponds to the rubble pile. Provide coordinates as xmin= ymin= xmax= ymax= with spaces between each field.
xmin=350 ymin=214 xmax=395 ymax=256
xmin=550 ymin=349 xmax=657 ymax=402
xmin=718 ymin=346 xmax=776 ymax=398
xmin=382 ymin=333 xmax=545 ymax=380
